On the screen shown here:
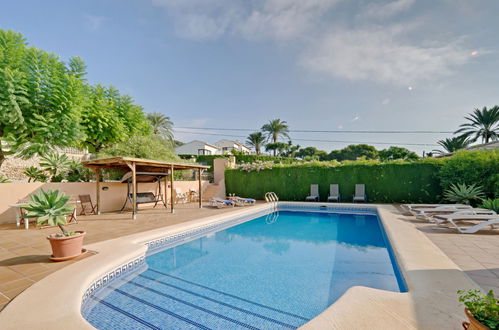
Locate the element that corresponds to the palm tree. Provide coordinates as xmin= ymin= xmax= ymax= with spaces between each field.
xmin=433 ymin=136 xmax=471 ymax=155
xmin=246 ymin=132 xmax=266 ymax=155
xmin=455 ymin=106 xmax=499 ymax=143
xmin=261 ymin=119 xmax=290 ymax=156
xmin=147 ymin=112 xmax=174 ymax=141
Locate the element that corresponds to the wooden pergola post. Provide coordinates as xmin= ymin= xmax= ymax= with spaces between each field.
xmin=94 ymin=168 xmax=101 ymax=214
xmin=163 ymin=173 xmax=168 ymax=208
xmin=170 ymin=164 xmax=174 ymax=213
xmin=198 ymin=168 xmax=202 ymax=208
xmin=131 ymin=162 xmax=137 ymax=219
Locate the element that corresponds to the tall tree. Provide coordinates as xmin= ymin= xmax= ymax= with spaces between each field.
xmin=261 ymin=119 xmax=289 ymax=156
xmin=147 ymin=112 xmax=174 ymax=141
xmin=0 ymin=29 xmax=85 ymax=164
xmin=379 ymin=146 xmax=419 ymax=161
xmin=79 ymin=85 xmax=150 ymax=152
xmin=455 ymin=106 xmax=499 ymax=143
xmin=433 ymin=136 xmax=471 ymax=155
xmin=246 ymin=132 xmax=266 ymax=155
xmin=327 ymin=144 xmax=378 ymax=161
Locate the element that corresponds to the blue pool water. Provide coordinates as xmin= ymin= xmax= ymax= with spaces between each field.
xmin=83 ymin=210 xmax=406 ymax=329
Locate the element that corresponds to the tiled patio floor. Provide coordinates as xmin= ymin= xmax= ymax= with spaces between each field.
xmin=0 ymin=203 xmax=243 ymax=310
xmin=397 ymin=208 xmax=499 ymax=294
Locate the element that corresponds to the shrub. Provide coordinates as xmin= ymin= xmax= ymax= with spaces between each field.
xmin=439 ymin=150 xmax=499 ymax=198
xmin=0 ymin=175 xmax=10 ymax=183
xmin=226 ymin=161 xmax=443 ymax=203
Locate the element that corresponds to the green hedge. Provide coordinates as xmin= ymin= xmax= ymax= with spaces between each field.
xmin=439 ymin=150 xmax=499 ymax=198
xmin=226 ymin=162 xmax=443 ymax=203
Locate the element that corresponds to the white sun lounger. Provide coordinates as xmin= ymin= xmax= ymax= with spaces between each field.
xmin=327 ymin=184 xmax=340 ymax=202
xmin=210 ymin=198 xmax=235 ymax=208
xmin=412 ymin=207 xmax=496 ymax=221
xmin=235 ymin=197 xmax=256 ymax=206
xmin=401 ymin=203 xmax=471 ymax=211
xmin=433 ymin=213 xmax=499 ymax=234
xmin=305 ymin=184 xmax=320 ymax=202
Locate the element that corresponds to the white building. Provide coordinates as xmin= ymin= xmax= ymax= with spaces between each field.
xmin=175 ymin=140 xmax=220 ymax=156
xmin=215 ymin=139 xmax=252 ymax=154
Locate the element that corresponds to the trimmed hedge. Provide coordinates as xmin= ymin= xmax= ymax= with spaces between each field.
xmin=439 ymin=150 xmax=499 ymax=198
xmin=226 ymin=162 xmax=443 ymax=203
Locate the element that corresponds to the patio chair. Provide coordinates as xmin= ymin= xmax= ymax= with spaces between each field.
xmin=210 ymin=197 xmax=235 ymax=208
xmin=305 ymin=184 xmax=320 ymax=202
xmin=353 ymin=184 xmax=367 ymax=203
xmin=78 ymin=194 xmax=96 ymax=215
xmin=432 ymin=213 xmax=499 ymax=234
xmin=327 ymin=184 xmax=340 ymax=202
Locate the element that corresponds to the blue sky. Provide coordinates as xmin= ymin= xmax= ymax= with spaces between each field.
xmin=1 ymin=0 xmax=498 ymax=154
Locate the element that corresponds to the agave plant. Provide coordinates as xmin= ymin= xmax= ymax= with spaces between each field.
xmin=444 ymin=183 xmax=485 ymax=205
xmin=22 ymin=190 xmax=75 ymax=236
xmin=481 ymin=198 xmax=499 ymax=214
xmin=0 ymin=175 xmax=10 ymax=183
xmin=39 ymin=152 xmax=71 ymax=181
xmin=24 ymin=166 xmax=47 ymax=182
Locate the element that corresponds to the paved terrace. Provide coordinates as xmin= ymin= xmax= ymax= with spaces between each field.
xmin=0 ymin=203 xmax=498 ymax=313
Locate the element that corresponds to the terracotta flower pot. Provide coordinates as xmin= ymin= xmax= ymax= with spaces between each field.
xmin=462 ymin=308 xmax=491 ymax=330
xmin=47 ymin=231 xmax=86 ymax=261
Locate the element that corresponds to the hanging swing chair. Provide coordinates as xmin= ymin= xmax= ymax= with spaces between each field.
xmin=120 ymin=172 xmax=168 ymax=212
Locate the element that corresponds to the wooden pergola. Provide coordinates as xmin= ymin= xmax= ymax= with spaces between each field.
xmin=81 ymin=157 xmax=210 ymax=219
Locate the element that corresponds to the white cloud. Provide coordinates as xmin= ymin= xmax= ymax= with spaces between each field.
xmin=151 ymin=0 xmax=341 ymax=40
xmin=151 ymin=0 xmax=477 ymax=85
xmin=360 ymin=0 xmax=415 ymax=20
xmin=84 ymin=15 xmax=106 ymax=31
xmin=301 ymin=25 xmax=471 ymax=85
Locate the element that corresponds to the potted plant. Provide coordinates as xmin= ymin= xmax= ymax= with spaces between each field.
xmin=23 ymin=189 xmax=86 ymax=261
xmin=458 ymin=289 xmax=499 ymax=329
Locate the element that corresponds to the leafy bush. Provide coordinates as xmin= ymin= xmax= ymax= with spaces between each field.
xmin=439 ymin=150 xmax=499 ymax=198
xmin=481 ymin=199 xmax=499 ymax=213
xmin=443 ymin=183 xmax=485 ymax=206
xmin=66 ymin=159 xmax=93 ymax=182
xmin=226 ymin=161 xmax=443 ymax=203
xmin=458 ymin=289 xmax=499 ymax=329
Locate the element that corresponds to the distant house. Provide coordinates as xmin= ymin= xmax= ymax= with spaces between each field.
xmin=466 ymin=140 xmax=499 ymax=151
xmin=175 ymin=140 xmax=220 ymax=156
xmin=215 ymin=139 xmax=251 ymax=154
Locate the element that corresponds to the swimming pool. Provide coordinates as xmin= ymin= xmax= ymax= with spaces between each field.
xmin=82 ymin=207 xmax=406 ymax=329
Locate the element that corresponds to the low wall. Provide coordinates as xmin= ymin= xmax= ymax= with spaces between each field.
xmin=0 ymin=180 xmax=208 ymax=224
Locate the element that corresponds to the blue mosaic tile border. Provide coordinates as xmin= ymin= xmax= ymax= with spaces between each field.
xmin=81 ymin=255 xmax=146 ymax=303
xmin=277 ymin=202 xmax=378 ymax=215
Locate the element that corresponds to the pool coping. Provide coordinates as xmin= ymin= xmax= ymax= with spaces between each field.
xmin=0 ymin=203 xmax=480 ymax=329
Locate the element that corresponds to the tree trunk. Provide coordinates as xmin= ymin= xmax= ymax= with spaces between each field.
xmin=0 ymin=129 xmax=5 ymax=168
xmin=58 ymin=224 xmax=68 ymax=236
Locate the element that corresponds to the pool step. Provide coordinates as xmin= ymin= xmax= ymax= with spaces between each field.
xmin=87 ymin=269 xmax=307 ymax=329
